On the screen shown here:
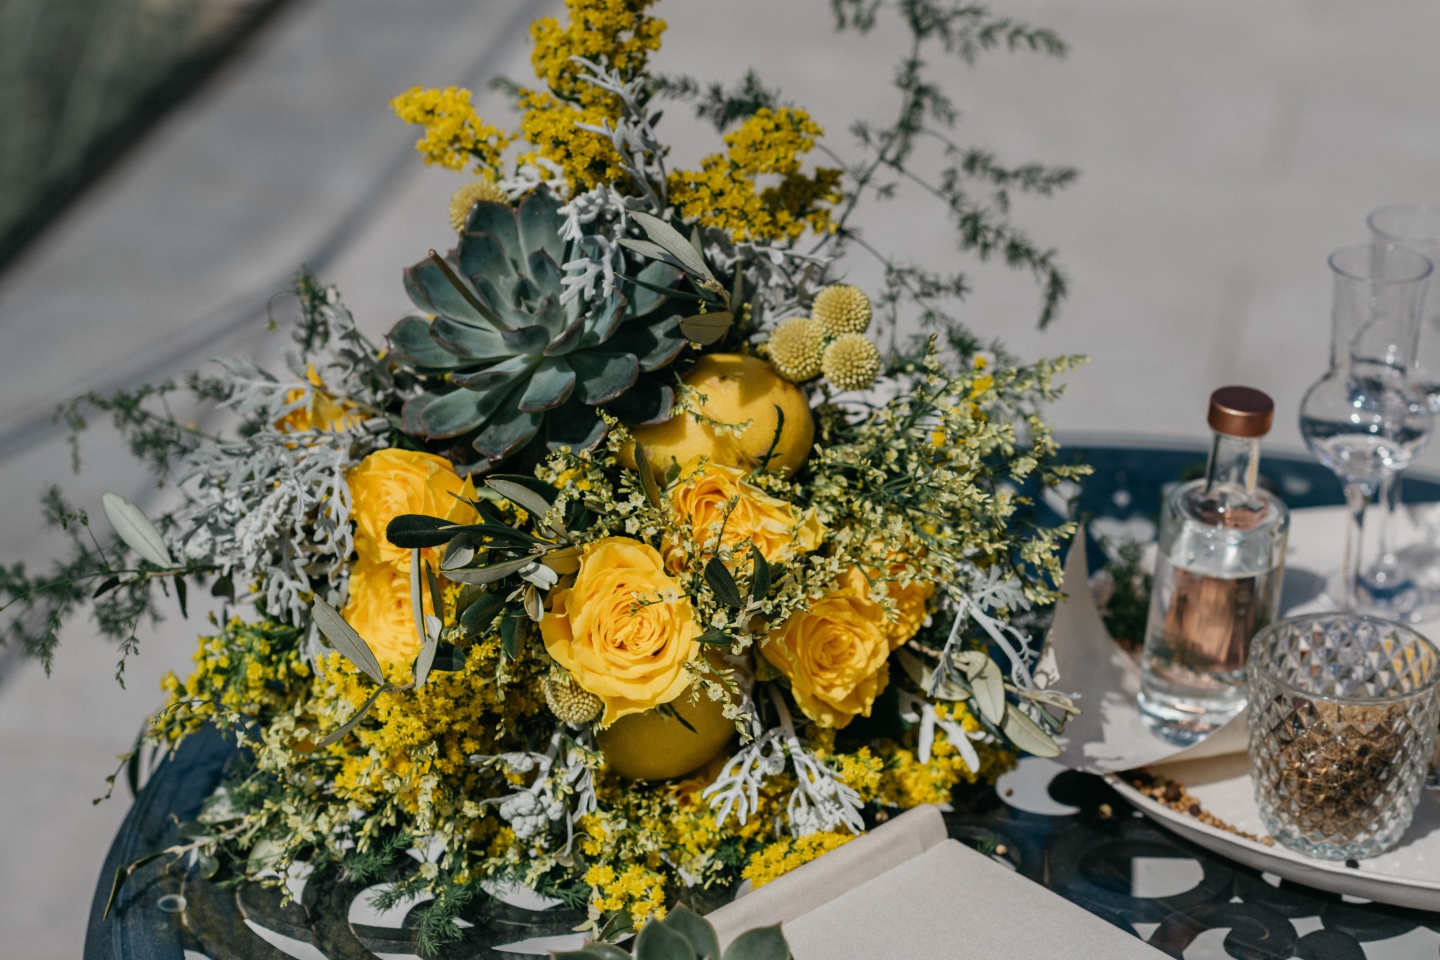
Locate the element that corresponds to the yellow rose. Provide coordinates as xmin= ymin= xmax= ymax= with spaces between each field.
xmin=761 ymin=567 xmax=899 ymax=729
xmin=862 ymin=560 xmax=935 ymax=645
xmin=347 ymin=449 xmax=474 ymax=570
xmin=664 ymin=458 xmax=823 ymax=572
xmin=339 ymin=557 xmax=438 ymax=664
xmin=539 ymin=538 xmax=701 ymax=725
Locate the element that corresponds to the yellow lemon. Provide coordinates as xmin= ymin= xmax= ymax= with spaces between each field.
xmin=596 ymin=691 xmax=735 ymax=781
xmin=624 ymin=354 xmax=814 ymax=479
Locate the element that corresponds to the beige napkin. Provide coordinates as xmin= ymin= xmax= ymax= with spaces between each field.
xmin=706 ymin=804 xmax=947 ymax=947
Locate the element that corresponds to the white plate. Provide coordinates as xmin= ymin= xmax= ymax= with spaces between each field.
xmin=1105 ymin=752 xmax=1440 ymax=911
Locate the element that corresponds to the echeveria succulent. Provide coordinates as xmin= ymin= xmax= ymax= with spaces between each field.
xmin=387 ymin=187 xmax=688 ymax=464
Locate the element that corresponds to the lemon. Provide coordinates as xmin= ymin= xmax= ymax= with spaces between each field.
xmin=625 ymin=354 xmax=814 ymax=479
xmin=596 ymin=691 xmax=735 ymax=781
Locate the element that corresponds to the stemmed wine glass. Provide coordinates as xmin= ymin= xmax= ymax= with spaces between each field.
xmin=1300 ymin=244 xmax=1434 ymax=613
xmin=1365 ymin=204 xmax=1440 ymax=615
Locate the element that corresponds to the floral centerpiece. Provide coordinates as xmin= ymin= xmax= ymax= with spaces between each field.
xmin=3 ymin=0 xmax=1087 ymax=951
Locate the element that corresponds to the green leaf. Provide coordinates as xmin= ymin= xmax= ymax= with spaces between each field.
xmin=176 ymin=820 xmax=210 ymax=841
xmin=617 ymin=237 xmax=688 ymax=272
xmin=209 ymin=574 xmax=235 ymax=601
xmin=174 ymin=575 xmax=188 ymax=619
xmin=722 ymin=925 xmax=789 ymax=960
xmin=499 ymin=614 xmax=523 ymax=660
xmin=92 ymin=576 xmax=121 ymax=599
xmin=100 ymin=492 xmax=174 ymax=567
xmin=661 ymin=905 xmax=721 ymax=960
xmin=705 ymin=558 xmax=744 ymax=608
xmin=634 ymin=443 xmax=661 ymax=508
xmin=523 ymin=583 xmax=544 ymax=622
xmin=386 ymin=514 xmax=458 ymax=549
xmin=460 ymin=591 xmax=505 ymax=636
xmin=1003 ymin=702 xmax=1061 ymax=758
xmin=318 ymin=683 xmax=389 ymax=747
xmin=410 ymin=550 xmax=430 ymax=686
xmin=431 ymin=642 xmax=468 ymax=671
xmin=631 ymin=210 xmax=716 ymax=281
xmin=695 ymin=628 xmax=730 ymax=646
xmin=635 ymin=920 xmax=698 ymax=960
xmin=311 ymin=598 xmax=384 ymax=685
xmin=486 ymin=476 xmax=554 ymax=520
xmin=445 ymin=555 xmax=540 ymax=585
xmin=425 ymin=561 xmax=443 ymax=625
xmin=196 ymin=852 xmax=219 ymax=879
xmin=679 ymin=311 xmax=733 ymax=346
xmin=972 ymin=655 xmax=1005 ymax=725
xmin=749 ymin=547 xmax=771 ymax=601
xmin=552 ymin=947 xmax=631 ymax=960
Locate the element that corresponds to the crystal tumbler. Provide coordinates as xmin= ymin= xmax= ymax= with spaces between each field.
xmin=1247 ymin=613 xmax=1440 ymax=860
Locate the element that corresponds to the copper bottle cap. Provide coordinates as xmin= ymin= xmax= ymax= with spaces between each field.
xmin=1207 ymin=386 xmax=1274 ymax=438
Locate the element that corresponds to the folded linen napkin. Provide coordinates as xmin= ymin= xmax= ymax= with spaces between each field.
xmin=706 ymin=804 xmax=947 ymax=947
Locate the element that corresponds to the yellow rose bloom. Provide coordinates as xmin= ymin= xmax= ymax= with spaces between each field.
xmin=539 ymin=538 xmax=701 ymax=725
xmin=761 ymin=567 xmax=899 ymax=729
xmin=860 ymin=560 xmax=935 ymax=645
xmin=347 ymin=449 xmax=474 ymax=570
xmin=339 ymin=557 xmax=437 ymax=664
xmin=664 ymin=458 xmax=823 ymax=571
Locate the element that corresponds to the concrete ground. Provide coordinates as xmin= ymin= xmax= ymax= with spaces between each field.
xmin=4 ymin=0 xmax=1440 ymax=955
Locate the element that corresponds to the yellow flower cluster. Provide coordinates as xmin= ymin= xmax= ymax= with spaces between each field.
xmin=156 ymin=617 xmax=310 ymax=740
xmin=516 ymin=0 xmax=666 ymax=192
xmin=669 ymin=108 xmax=843 ymax=242
xmin=583 ymin=863 xmax=669 ymax=923
xmin=741 ymin=831 xmax=855 ymax=889
xmin=391 ymin=86 xmax=512 ymax=175
xmin=874 ymin=703 xmax=1017 ymax=807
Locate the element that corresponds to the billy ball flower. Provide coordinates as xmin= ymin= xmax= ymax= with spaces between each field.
xmin=448 ymin=178 xmax=508 ymax=232
xmin=822 ymin=333 xmax=881 ymax=391
xmin=767 ymin=316 xmax=825 ymax=382
xmin=544 ymin=674 xmax=604 ymax=725
xmin=812 ymin=284 xmax=871 ymax=336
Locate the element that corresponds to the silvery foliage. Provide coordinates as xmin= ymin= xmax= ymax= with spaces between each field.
xmin=499 ymin=155 xmax=568 ymax=201
xmin=467 ymin=731 xmax=599 ymax=849
xmin=930 ymin=562 xmax=1038 ymax=696
xmin=557 ymin=186 xmax=633 ymax=306
xmin=172 ymin=289 xmax=392 ymax=626
xmin=896 ymin=688 xmax=983 ymax=771
xmin=703 ymin=688 xmax=865 ymax=837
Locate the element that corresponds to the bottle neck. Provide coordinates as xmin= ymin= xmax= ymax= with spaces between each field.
xmin=1205 ymin=431 xmax=1260 ymax=496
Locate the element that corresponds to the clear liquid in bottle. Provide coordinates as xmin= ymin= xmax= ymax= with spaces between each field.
xmin=1138 ymin=388 xmax=1290 ymax=745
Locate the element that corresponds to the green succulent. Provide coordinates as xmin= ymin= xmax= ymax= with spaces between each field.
xmin=557 ymin=906 xmax=789 ymax=960
xmin=387 ymin=187 xmax=689 ymax=464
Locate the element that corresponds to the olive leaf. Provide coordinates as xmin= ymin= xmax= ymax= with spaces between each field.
xmin=486 ymin=476 xmax=555 ymax=522
xmin=100 ymin=492 xmax=174 ymax=567
xmin=695 ymin=628 xmax=730 ymax=645
xmin=92 ymin=576 xmax=122 ymax=599
xmin=749 ymin=546 xmax=771 ymax=601
xmin=705 ymin=558 xmax=744 ymax=608
xmin=633 ymin=442 xmax=662 ymax=508
xmin=1002 ymin=702 xmax=1061 ymax=758
xmin=445 ymin=554 xmax=542 ymax=584
xmin=679 ymin=311 xmax=733 ymax=346
xmin=318 ymin=683 xmax=391 ymax=747
xmin=311 ymin=598 xmax=384 ymax=685
xmin=385 ymin=514 xmax=458 ymax=548
xmin=970 ymin=655 xmax=1005 ymax=725
xmin=630 ymin=210 xmax=716 ymax=281
xmin=522 ymin=583 xmax=544 ymax=622
xmin=500 ymin=614 xmax=524 ymax=660
xmin=617 ymin=237 xmax=687 ymax=272
xmin=174 ymin=575 xmax=188 ymax=619
xmin=460 ymin=591 xmax=505 ymax=635
xmin=431 ymin=642 xmax=468 ymax=671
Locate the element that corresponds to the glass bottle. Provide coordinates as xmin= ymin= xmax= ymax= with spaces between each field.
xmin=1139 ymin=386 xmax=1290 ymax=746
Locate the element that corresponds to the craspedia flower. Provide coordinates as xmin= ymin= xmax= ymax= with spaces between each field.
xmin=812 ymin=284 xmax=871 ymax=336
xmin=767 ymin=316 xmax=824 ymax=382
xmin=822 ymin=334 xmax=881 ymax=391
xmin=448 ymin=178 xmax=508 ymax=232
xmin=544 ymin=674 xmax=603 ymax=725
